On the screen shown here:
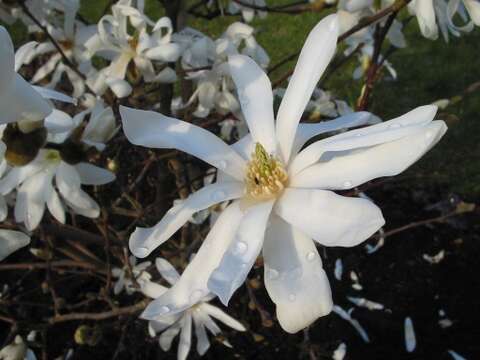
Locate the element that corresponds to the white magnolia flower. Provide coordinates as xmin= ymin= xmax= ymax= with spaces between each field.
xmin=0 ymin=335 xmax=36 ymax=360
xmin=0 ymin=149 xmax=114 ymax=230
xmin=121 ymin=15 xmax=446 ymax=333
xmin=19 ymin=0 xmax=96 ymax=98
xmin=139 ymin=258 xmax=246 ymax=360
xmin=228 ymin=0 xmax=267 ymax=22
xmin=178 ymin=23 xmax=269 ymax=118
xmin=112 ymin=255 xmax=151 ymax=295
xmin=0 ymin=26 xmax=52 ymax=126
xmin=88 ymin=2 xmax=180 ymax=97
xmin=407 ymin=0 xmax=475 ymax=41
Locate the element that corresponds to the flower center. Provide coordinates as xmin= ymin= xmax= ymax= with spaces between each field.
xmin=45 ymin=149 xmax=62 ymax=164
xmin=245 ymin=143 xmax=288 ymax=200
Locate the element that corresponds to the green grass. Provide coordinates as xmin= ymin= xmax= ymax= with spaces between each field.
xmin=4 ymin=0 xmax=480 ymax=197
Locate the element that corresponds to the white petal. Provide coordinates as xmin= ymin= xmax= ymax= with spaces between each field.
xmin=289 ymin=105 xmax=438 ymax=176
xmin=0 ymin=230 xmax=30 ymax=261
xmin=15 ymin=41 xmax=38 ymax=71
xmin=156 ymin=258 xmax=180 ymax=286
xmin=159 ymin=322 xmax=181 ymax=351
xmin=0 ymin=26 xmax=15 ymax=96
xmin=465 ymin=0 xmax=480 ymax=26
xmin=33 ymin=86 xmax=75 ymax=104
xmin=291 ymin=121 xmax=447 ymax=189
xmin=291 ymin=111 xmax=372 ymax=157
xmin=263 ymin=216 xmax=332 ymax=333
xmin=275 ymin=189 xmax=384 ymax=247
xmin=208 ymin=200 xmax=274 ymax=305
xmin=105 ymin=77 xmax=132 ymax=98
xmin=404 ymin=317 xmax=416 ymax=352
xmin=129 ymin=182 xmax=245 ymax=258
xmin=74 ymin=163 xmax=116 ymax=185
xmin=46 ymin=188 xmax=65 ymax=224
xmin=141 ymin=202 xmax=244 ymax=319
xmin=275 ymin=15 xmax=339 ymax=164
xmin=44 ymin=109 xmax=74 ymax=134
xmin=415 ymin=0 xmax=439 ymax=39
xmin=228 ymin=54 xmax=276 ymax=154
xmin=0 ymin=195 xmax=7 ymax=222
xmin=178 ymin=313 xmax=192 ymax=360
xmin=200 ymin=303 xmax=246 ymax=331
xmin=0 ymin=75 xmax=52 ymax=125
xmin=120 ymin=106 xmax=247 ymax=180
xmin=192 ymin=311 xmax=211 ymax=355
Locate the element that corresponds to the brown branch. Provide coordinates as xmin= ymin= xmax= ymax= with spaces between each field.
xmin=48 ymin=300 xmax=148 ymax=323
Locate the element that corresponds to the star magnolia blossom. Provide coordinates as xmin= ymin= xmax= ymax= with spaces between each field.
xmin=121 ymin=15 xmax=447 ymax=333
xmin=0 ymin=26 xmax=52 ymax=126
xmin=406 ymin=0 xmax=479 ymax=41
xmin=139 ymin=258 xmax=245 ymax=360
xmin=87 ymin=2 xmax=180 ymax=97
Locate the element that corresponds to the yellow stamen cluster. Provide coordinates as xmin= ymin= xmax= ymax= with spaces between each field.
xmin=245 ymin=143 xmax=288 ymax=200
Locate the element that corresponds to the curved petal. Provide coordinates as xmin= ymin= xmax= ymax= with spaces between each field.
xmin=178 ymin=313 xmax=192 ymax=360
xmin=228 ymin=54 xmax=276 ymax=154
xmin=275 ymin=189 xmax=384 ymax=247
xmin=275 ymin=15 xmax=339 ymax=164
xmin=0 ymin=26 xmax=15 ymax=96
xmin=120 ymin=106 xmax=247 ymax=180
xmin=200 ymin=303 xmax=246 ymax=331
xmin=192 ymin=311 xmax=211 ymax=355
xmin=159 ymin=322 xmax=181 ymax=351
xmin=263 ymin=216 xmax=332 ymax=333
xmin=291 ymin=121 xmax=447 ymax=189
xmin=0 ymin=75 xmax=52 ymax=125
xmin=414 ymin=0 xmax=439 ymax=39
xmin=129 ymin=181 xmax=245 ymax=258
xmin=74 ymin=163 xmax=116 ymax=185
xmin=291 ymin=111 xmax=373 ymax=157
xmin=289 ymin=105 xmax=438 ymax=176
xmin=46 ymin=187 xmax=66 ymax=224
xmin=0 ymin=230 xmax=30 ymax=261
xmin=208 ymin=200 xmax=274 ymax=305
xmin=15 ymin=169 xmax=54 ymax=230
xmin=156 ymin=258 xmax=181 ymax=286
xmin=141 ymin=202 xmax=244 ymax=319
xmin=44 ymin=109 xmax=74 ymax=134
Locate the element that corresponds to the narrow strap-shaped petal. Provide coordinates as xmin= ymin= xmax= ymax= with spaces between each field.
xmin=140 ymin=202 xmax=244 ymax=319
xmin=291 ymin=121 xmax=447 ymax=189
xmin=275 ymin=189 xmax=384 ymax=247
xmin=228 ymin=54 xmax=276 ymax=154
xmin=159 ymin=322 xmax=181 ymax=351
xmin=178 ymin=313 xmax=192 ymax=360
xmin=120 ymin=106 xmax=247 ymax=180
xmin=207 ymin=200 xmax=274 ymax=305
xmin=200 ymin=303 xmax=246 ymax=331
xmin=263 ymin=216 xmax=332 ymax=333
xmin=74 ymin=163 xmax=116 ymax=185
xmin=192 ymin=310 xmax=211 ymax=356
xmin=288 ymin=105 xmax=438 ymax=176
xmin=290 ymin=111 xmax=372 ymax=157
xmin=156 ymin=258 xmax=181 ymax=286
xmin=275 ymin=15 xmax=339 ymax=164
xmin=129 ymin=182 xmax=245 ymax=258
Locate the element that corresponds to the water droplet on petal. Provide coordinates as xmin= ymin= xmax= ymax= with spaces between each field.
xmin=189 ymin=289 xmax=204 ymax=303
xmin=343 ymin=180 xmax=352 ymax=188
xmin=135 ymin=247 xmax=150 ymax=258
xmin=288 ymin=293 xmax=296 ymax=302
xmin=306 ymin=252 xmax=316 ymax=261
xmin=233 ymin=241 xmax=248 ymax=255
xmin=159 ymin=305 xmax=171 ymax=314
xmin=267 ymin=269 xmax=279 ymax=280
